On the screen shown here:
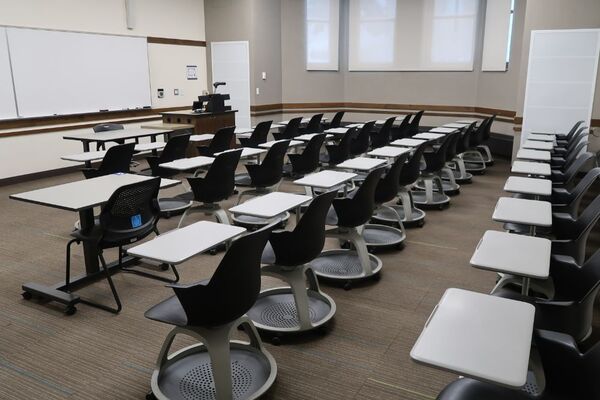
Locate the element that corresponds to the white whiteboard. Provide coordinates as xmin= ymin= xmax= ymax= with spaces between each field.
xmin=6 ymin=27 xmax=151 ymax=118
xmin=522 ymin=29 xmax=600 ymax=142
xmin=211 ymin=41 xmax=251 ymax=129
xmin=0 ymin=27 xmax=17 ymax=119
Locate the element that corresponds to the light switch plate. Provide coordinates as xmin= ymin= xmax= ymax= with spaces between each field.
xmin=174 ymin=89 xmax=179 ymax=95
xmin=262 ymin=72 xmax=267 ymax=80
xmin=256 ymin=87 xmax=260 ymax=95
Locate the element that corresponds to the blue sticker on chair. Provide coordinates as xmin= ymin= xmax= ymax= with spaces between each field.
xmin=131 ymin=214 xmax=142 ymax=228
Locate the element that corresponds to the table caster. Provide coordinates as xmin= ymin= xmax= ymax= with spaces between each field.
xmin=21 ymin=291 xmax=33 ymax=300
xmin=64 ymin=306 xmax=77 ymax=316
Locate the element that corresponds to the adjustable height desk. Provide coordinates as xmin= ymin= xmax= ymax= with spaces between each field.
xmin=10 ymin=174 xmax=180 ymax=312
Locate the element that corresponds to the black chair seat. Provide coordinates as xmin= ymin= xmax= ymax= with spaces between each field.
xmin=437 ymin=377 xmax=530 ymax=400
xmin=235 ymin=173 xmax=252 ymax=186
xmin=261 ymin=241 xmax=276 ymax=265
xmin=145 ymin=287 xmax=202 ymax=326
xmin=174 ymin=191 xmax=194 ymax=202
xmin=70 ymin=221 xmax=156 ymax=247
xmin=325 ymin=206 xmax=338 ymax=226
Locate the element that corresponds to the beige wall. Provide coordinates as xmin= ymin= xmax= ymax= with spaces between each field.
xmin=0 ymin=0 xmax=208 ymax=179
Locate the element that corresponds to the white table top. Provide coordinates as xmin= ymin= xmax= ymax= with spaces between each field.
xmin=229 ymin=192 xmax=312 ymax=219
xmin=455 ymin=119 xmax=478 ymax=124
xmin=527 ymin=134 xmax=556 ymax=142
xmin=430 ymin=127 xmax=458 ymax=133
xmin=134 ymin=142 xmax=166 ymax=152
xmin=295 ymin=133 xmax=333 ymax=141
xmin=127 ymin=221 xmax=246 ymax=265
xmin=516 ymin=149 xmax=551 ymax=162
xmin=471 ymin=230 xmax=551 ymax=279
xmin=390 ymin=138 xmax=426 ymax=147
xmin=214 ymin=147 xmax=266 ymax=159
xmin=336 ymin=157 xmax=387 ymax=171
xmin=63 ymin=128 xmax=166 ymax=142
xmin=159 ymin=156 xmax=215 ymax=171
xmin=61 ymin=151 xmax=107 ymax=162
xmin=234 ymin=127 xmax=253 ymax=134
xmin=375 ymin=119 xmax=399 ymax=125
xmin=367 ymin=146 xmax=412 ymax=158
xmin=413 ymin=132 xmax=445 ymax=140
xmin=10 ymin=174 xmax=179 ymax=212
xmin=411 ymin=288 xmax=535 ymax=388
xmin=189 ymin=134 xmax=214 ymax=142
xmin=280 ymin=117 xmax=328 ymax=125
xmin=293 ymin=170 xmax=357 ymax=189
xmin=345 ymin=123 xmax=365 ymax=128
xmin=493 ymin=197 xmax=552 ymax=227
xmin=522 ymin=141 xmax=554 ymax=151
xmin=504 ymin=176 xmax=552 ymax=196
xmin=443 ymin=123 xmax=468 ymax=128
xmin=324 ymin=127 xmax=350 ymax=134
xmin=511 ymin=161 xmax=551 ymax=177
xmin=258 ymin=139 xmax=303 ymax=149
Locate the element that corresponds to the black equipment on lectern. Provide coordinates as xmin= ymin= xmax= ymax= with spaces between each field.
xmin=198 ymin=93 xmax=231 ymax=113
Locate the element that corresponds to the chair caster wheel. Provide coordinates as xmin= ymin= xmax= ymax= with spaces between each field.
xmin=21 ymin=291 xmax=33 ymax=300
xmin=396 ymin=243 xmax=405 ymax=250
xmin=209 ymin=248 xmax=218 ymax=256
xmin=160 ymin=263 xmax=169 ymax=271
xmin=317 ymin=325 xmax=329 ymax=336
xmin=418 ymin=220 xmax=425 ymax=228
xmin=343 ymin=282 xmax=352 ymax=291
xmin=146 ymin=392 xmax=157 ymax=400
xmin=64 ymin=306 xmax=77 ymax=316
xmin=271 ymin=336 xmax=281 ymax=346
xmin=372 ymin=273 xmax=381 ymax=282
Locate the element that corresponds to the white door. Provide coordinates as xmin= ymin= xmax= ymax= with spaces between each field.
xmin=211 ymin=41 xmax=251 ymax=129
xmin=522 ymin=29 xmax=600 ymax=143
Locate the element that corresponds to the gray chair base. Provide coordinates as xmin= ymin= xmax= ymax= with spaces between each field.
xmin=247 ymin=264 xmax=336 ymax=335
xmin=462 ymin=150 xmax=487 ymax=173
xmin=158 ymin=197 xmax=192 ymax=218
xmin=178 ymin=203 xmax=231 ymax=228
xmin=371 ymin=190 xmax=425 ymax=227
xmin=148 ymin=316 xmax=276 ymax=400
xmin=361 ymin=205 xmax=407 ymax=250
xmin=415 ymin=167 xmax=460 ymax=196
xmin=477 ymin=144 xmax=494 ymax=165
xmin=412 ymin=175 xmax=450 ymax=209
xmin=309 ymin=226 xmax=383 ymax=287
xmin=448 ymin=157 xmax=473 ymax=183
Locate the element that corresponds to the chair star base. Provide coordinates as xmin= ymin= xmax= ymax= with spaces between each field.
xmin=149 ymin=317 xmax=277 ymax=400
xmin=309 ymin=249 xmax=382 ymax=283
xmin=361 ymin=224 xmax=406 ymax=251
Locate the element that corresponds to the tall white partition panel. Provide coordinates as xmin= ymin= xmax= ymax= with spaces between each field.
xmin=210 ymin=41 xmax=251 ymax=129
xmin=522 ymin=29 xmax=600 ymax=142
xmin=7 ymin=27 xmax=152 ymax=118
xmin=481 ymin=0 xmax=512 ymax=71
xmin=0 ymin=27 xmax=17 ymax=119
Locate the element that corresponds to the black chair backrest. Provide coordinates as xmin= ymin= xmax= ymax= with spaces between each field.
xmin=99 ymin=177 xmax=161 ymax=245
xmin=91 ymin=143 xmax=135 ymax=177
xmin=275 ymin=117 xmax=302 ymax=140
xmin=535 ymin=329 xmax=600 ymax=399
xmin=398 ymin=143 xmax=428 ymax=185
xmin=561 ymin=152 xmax=595 ymax=184
xmin=269 ymin=191 xmax=338 ymax=266
xmin=305 ymin=114 xmax=323 ymax=133
xmin=563 ymin=138 xmax=588 ymax=168
xmin=554 ymin=194 xmax=600 ymax=264
xmin=408 ymin=110 xmax=424 ymax=136
xmin=333 ymin=167 xmax=386 ymax=227
xmin=392 ymin=114 xmax=412 ymax=140
xmin=161 ymin=133 xmax=191 ymax=163
xmin=375 ymin=153 xmax=409 ymax=204
xmin=482 ymin=114 xmax=495 ymax=141
xmin=246 ymin=120 xmax=272 ymax=146
xmin=564 ymin=121 xmax=585 ymax=141
xmin=173 ymin=223 xmax=275 ymax=326
xmin=351 ymin=122 xmax=375 ymax=155
xmin=424 ymin=133 xmax=455 ymax=172
xmin=445 ymin=131 xmax=461 ymax=161
xmin=371 ymin=117 xmax=395 ymax=148
xmin=188 ymin=149 xmax=242 ymax=203
xmin=329 ymin=111 xmax=345 ymax=128
xmin=289 ymin=133 xmax=326 ymax=175
xmin=203 ymin=126 xmax=234 ymax=155
xmin=247 ymin=140 xmax=290 ymax=186
xmin=455 ymin=123 xmax=476 ymax=154
xmin=468 ymin=117 xmax=489 ymax=147
xmin=558 ymin=168 xmax=600 ymax=217
xmin=326 ymin=127 xmax=355 ymax=164
xmin=93 ymin=123 xmax=124 ymax=133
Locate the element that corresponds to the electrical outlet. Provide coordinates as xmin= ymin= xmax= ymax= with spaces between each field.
xmin=157 ymin=88 xmax=164 ymax=98
xmin=256 ymin=87 xmax=260 ymax=95
xmin=174 ymin=89 xmax=179 ymax=96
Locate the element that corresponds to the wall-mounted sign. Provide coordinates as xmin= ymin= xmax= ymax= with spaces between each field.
xmin=186 ymin=65 xmax=197 ymax=80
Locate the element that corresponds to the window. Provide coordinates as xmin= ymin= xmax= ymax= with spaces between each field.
xmin=430 ymin=0 xmax=478 ymax=68
xmin=306 ymin=0 xmax=340 ymax=70
xmin=349 ymin=0 xmax=480 ymax=71
xmin=481 ymin=0 xmax=514 ymax=71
